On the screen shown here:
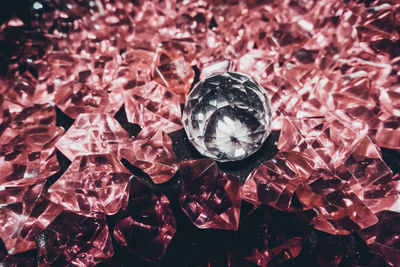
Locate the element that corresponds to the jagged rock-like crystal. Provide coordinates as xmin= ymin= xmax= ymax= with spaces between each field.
xmin=182 ymin=72 xmax=272 ymax=162
xmin=47 ymin=154 xmax=131 ymax=215
xmin=36 ymin=211 xmax=114 ymax=266
xmin=113 ymin=178 xmax=176 ymax=262
xmin=179 ymin=158 xmax=242 ymax=230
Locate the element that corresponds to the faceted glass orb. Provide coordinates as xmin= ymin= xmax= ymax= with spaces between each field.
xmin=182 ymin=72 xmax=272 ymax=162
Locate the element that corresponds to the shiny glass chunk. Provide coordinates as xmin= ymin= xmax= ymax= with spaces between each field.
xmin=182 ymin=72 xmax=272 ymax=162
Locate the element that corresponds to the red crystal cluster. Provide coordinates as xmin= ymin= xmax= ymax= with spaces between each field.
xmin=0 ymin=0 xmax=399 ymax=266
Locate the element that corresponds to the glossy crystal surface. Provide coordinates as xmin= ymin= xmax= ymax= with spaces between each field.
xmin=182 ymin=72 xmax=272 ymax=162
xmin=179 ymin=159 xmax=242 ymax=230
xmin=124 ymin=81 xmax=182 ymax=134
xmin=47 ymin=154 xmax=131 ymax=215
xmin=55 ymin=113 xmax=133 ymax=161
xmin=36 ymin=211 xmax=114 ymax=267
xmin=120 ymin=128 xmax=178 ymax=184
xmin=114 ymin=178 xmax=176 ymax=262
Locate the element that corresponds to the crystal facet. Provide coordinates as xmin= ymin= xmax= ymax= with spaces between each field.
xmin=120 ymin=128 xmax=178 ymax=184
xmin=55 ymin=113 xmax=133 ymax=161
xmin=124 ymin=81 xmax=182 ymax=134
xmin=179 ymin=159 xmax=242 ymax=230
xmin=114 ymin=178 xmax=176 ymax=262
xmin=47 ymin=154 xmax=131 ymax=215
xmin=36 ymin=211 xmax=114 ymax=267
xmin=243 ymin=151 xmax=314 ymax=210
xmin=182 ymin=72 xmax=272 ymax=162
xmin=359 ymin=211 xmax=400 ymax=267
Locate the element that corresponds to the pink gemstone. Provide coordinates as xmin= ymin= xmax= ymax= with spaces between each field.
xmin=35 ymin=52 xmax=79 ymax=104
xmin=51 ymin=44 xmax=123 ymax=119
xmin=0 ymin=102 xmax=64 ymax=254
xmin=153 ymin=52 xmax=194 ymax=103
xmin=55 ymin=113 xmax=133 ymax=161
xmin=124 ymin=81 xmax=182 ymax=134
xmin=343 ymin=136 xmax=397 ymax=213
xmin=243 ymin=152 xmax=314 ymax=210
xmin=234 ymin=49 xmax=276 ymax=85
xmin=277 ymin=117 xmax=325 ymax=167
xmin=0 ymin=115 xmax=63 ymax=187
xmin=157 ymin=39 xmax=199 ymax=66
xmin=114 ymin=178 xmax=176 ymax=262
xmin=296 ymin=168 xmax=378 ymax=235
xmin=47 ymin=154 xmax=131 ymax=215
xmin=0 ymin=182 xmax=44 ymax=254
xmin=54 ymin=79 xmax=123 ymax=119
xmin=0 ymin=102 xmax=56 ymax=138
xmin=278 ymin=115 xmax=360 ymax=168
xmin=117 ymin=49 xmax=154 ymax=89
xmin=375 ymin=116 xmax=400 ymax=152
xmin=179 ymin=159 xmax=241 ymax=230
xmin=36 ymin=211 xmax=114 ymax=266
xmin=199 ymin=59 xmax=232 ymax=80
xmin=120 ymin=128 xmax=178 ymax=184
xmin=0 ymin=183 xmax=63 ymax=255
xmin=359 ymin=211 xmax=400 ymax=267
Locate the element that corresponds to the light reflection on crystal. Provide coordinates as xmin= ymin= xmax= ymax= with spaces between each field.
xmin=182 ymin=72 xmax=272 ymax=162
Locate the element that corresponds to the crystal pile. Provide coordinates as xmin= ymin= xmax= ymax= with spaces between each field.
xmin=0 ymin=0 xmax=399 ymax=266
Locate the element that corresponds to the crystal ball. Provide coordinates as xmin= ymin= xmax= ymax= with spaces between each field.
xmin=182 ymin=72 xmax=272 ymax=162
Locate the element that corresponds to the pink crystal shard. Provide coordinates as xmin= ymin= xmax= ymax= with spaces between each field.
xmin=124 ymin=81 xmax=182 ymax=134
xmin=243 ymin=152 xmax=314 ymax=210
xmin=343 ymin=136 xmax=398 ymax=213
xmin=36 ymin=211 xmax=114 ymax=267
xmin=50 ymin=41 xmax=124 ymax=119
xmin=48 ymin=154 xmax=131 ymax=215
xmin=55 ymin=113 xmax=133 ymax=161
xmin=0 ymin=182 xmax=44 ymax=254
xmin=0 ymin=103 xmax=64 ymax=254
xmin=0 ymin=182 xmax=64 ymax=255
xmin=359 ymin=211 xmax=400 ymax=267
xmin=0 ymin=104 xmax=62 ymax=187
xmin=296 ymin=168 xmax=378 ymax=235
xmin=117 ymin=49 xmax=154 ymax=89
xmin=120 ymin=128 xmax=178 ymax=184
xmin=179 ymin=159 xmax=242 ymax=230
xmin=54 ymin=80 xmax=123 ymax=119
xmin=114 ymin=178 xmax=176 ymax=262
xmin=153 ymin=50 xmax=194 ymax=102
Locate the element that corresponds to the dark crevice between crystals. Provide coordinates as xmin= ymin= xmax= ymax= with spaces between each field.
xmin=190 ymin=65 xmax=201 ymax=92
xmin=114 ymin=105 xmax=141 ymax=137
xmin=298 ymin=229 xmax=391 ymax=267
xmin=169 ymin=128 xmax=206 ymax=162
xmin=235 ymin=205 xmax=317 ymax=267
xmin=381 ymin=148 xmax=400 ymax=175
xmin=55 ymin=106 xmax=74 ymax=131
xmin=44 ymin=151 xmax=71 ymax=189
xmin=208 ymin=17 xmax=218 ymax=29
xmin=160 ymin=191 xmax=238 ymax=267
xmin=120 ymin=158 xmax=182 ymax=196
